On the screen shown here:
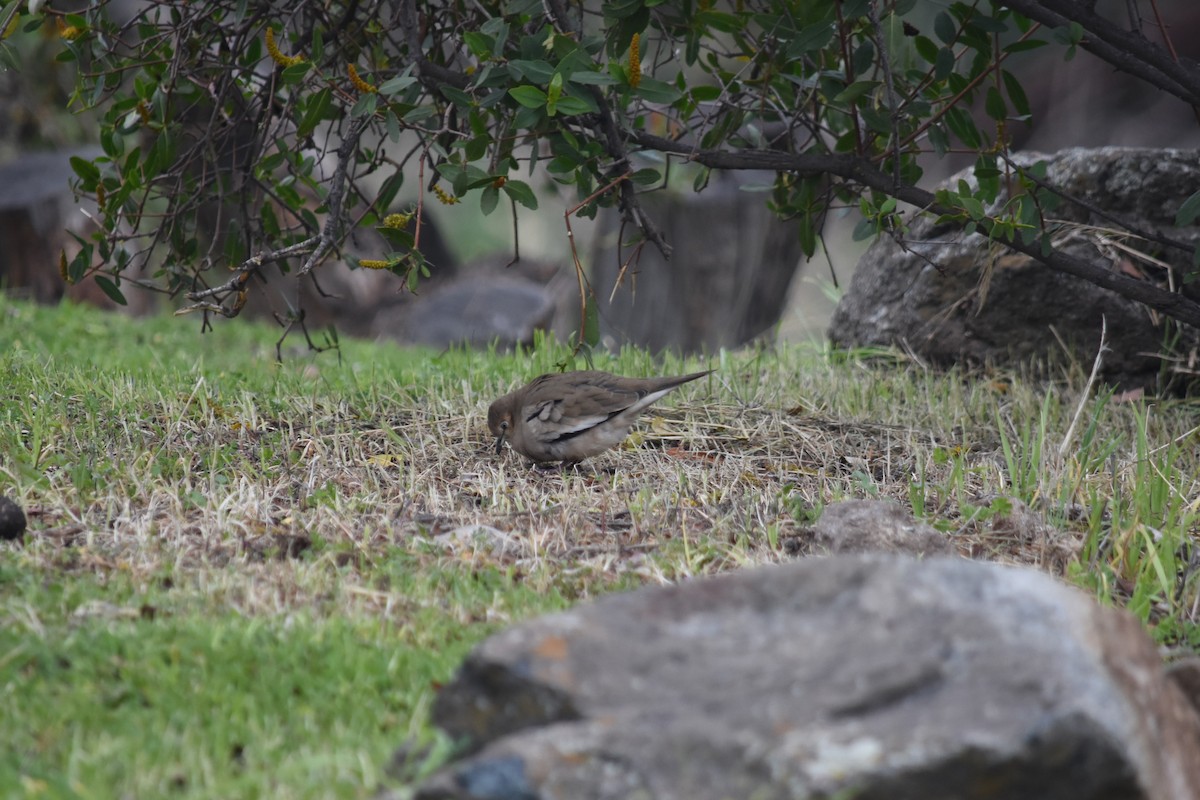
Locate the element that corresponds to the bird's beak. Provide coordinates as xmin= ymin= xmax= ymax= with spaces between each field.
xmin=494 ymin=433 xmax=506 ymax=454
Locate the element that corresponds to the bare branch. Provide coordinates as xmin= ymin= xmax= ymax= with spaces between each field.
xmin=397 ymin=0 xmax=470 ymax=92
xmin=1001 ymin=0 xmax=1200 ymax=107
xmin=629 ymin=130 xmax=1200 ymax=329
xmin=544 ymin=0 xmax=673 ymax=259
xmin=299 ymin=115 xmax=372 ymax=276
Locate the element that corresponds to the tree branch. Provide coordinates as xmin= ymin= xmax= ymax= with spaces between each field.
xmin=543 ymin=0 xmax=672 ymax=259
xmin=299 ymin=115 xmax=371 ymax=275
xmin=397 ymin=0 xmax=469 ymax=93
xmin=629 ymin=130 xmax=1200 ymax=329
xmin=1001 ymin=0 xmax=1200 ymax=106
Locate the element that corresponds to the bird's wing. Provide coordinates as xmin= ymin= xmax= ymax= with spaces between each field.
xmin=520 ymin=371 xmax=704 ymax=444
xmin=521 ymin=375 xmax=641 ymax=440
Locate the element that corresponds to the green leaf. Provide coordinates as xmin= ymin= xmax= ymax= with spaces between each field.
xmin=311 ymin=28 xmax=324 ymax=62
xmin=582 ymin=293 xmax=600 ymax=347
xmin=959 ymin=195 xmax=985 ymax=220
xmin=1001 ymin=70 xmax=1031 ymax=118
xmin=385 ymin=109 xmax=401 ymax=142
xmin=634 ymin=78 xmax=683 ymax=104
xmin=859 ymin=106 xmax=892 ymax=135
xmin=509 ymin=59 xmax=556 ymax=83
xmin=851 ymin=216 xmax=878 ymax=242
xmin=375 ymin=170 xmax=405 ymax=212
xmin=631 ymin=168 xmax=661 ymax=187
xmin=1003 ymin=39 xmax=1048 ymax=54
xmin=440 ymin=86 xmax=475 ymax=107
xmin=554 ymin=95 xmax=593 ymax=116
xmin=67 ymin=247 xmax=89 ymax=284
xmin=297 ymin=87 xmax=333 ymax=138
xmin=798 ymin=213 xmax=817 ymax=258
xmin=970 ymin=14 xmax=1009 ymax=34
xmin=403 ymin=105 xmax=437 ymax=123
xmin=934 ymin=47 xmax=955 ymax=81
xmin=70 ymin=156 xmax=100 ymax=188
xmin=501 ymin=179 xmax=538 ymax=210
xmin=984 ymin=87 xmax=1006 ymax=120
xmin=697 ymin=10 xmax=744 ymax=33
xmin=509 ymin=85 xmax=547 ymax=108
xmin=834 ymin=80 xmax=878 ymax=105
xmin=570 ymin=70 xmax=619 ymax=85
xmin=1175 ymin=190 xmax=1200 ymax=227
xmin=460 ymin=165 xmax=495 ymax=191
xmin=934 ymin=11 xmax=956 ymax=44
xmin=943 ymin=106 xmax=980 ymax=148
xmin=100 ymin=129 xmax=124 ymax=159
xmin=379 ymin=75 xmax=417 ymax=96
xmin=785 ymin=21 xmax=834 ymax=58
xmin=350 ymin=93 xmax=377 ymax=118
xmin=463 ymin=31 xmax=492 ymax=58
xmin=280 ymin=62 xmax=311 ymax=85
xmin=913 ymin=35 xmax=938 ymax=64
xmin=852 ymin=40 xmax=875 ymax=78
xmin=462 ymin=135 xmax=489 ymax=162
xmin=480 ymin=184 xmax=500 ymax=216
xmin=94 ymin=275 xmax=128 ymax=306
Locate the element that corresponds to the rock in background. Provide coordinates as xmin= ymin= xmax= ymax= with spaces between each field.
xmin=828 ymin=147 xmax=1200 ymax=391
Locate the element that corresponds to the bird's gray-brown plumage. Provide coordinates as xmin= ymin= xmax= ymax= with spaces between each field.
xmin=488 ymin=369 xmax=711 ymax=464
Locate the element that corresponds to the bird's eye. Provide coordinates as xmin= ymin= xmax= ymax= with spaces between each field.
xmin=500 ymin=420 xmax=510 ymax=431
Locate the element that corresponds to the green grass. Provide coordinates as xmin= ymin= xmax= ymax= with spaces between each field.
xmin=0 ymin=554 xmax=577 ymax=797
xmin=1 ymin=295 xmax=1199 ymax=797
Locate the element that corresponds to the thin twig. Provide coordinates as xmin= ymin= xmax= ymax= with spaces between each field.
xmin=299 ymin=115 xmax=372 ymax=275
xmin=866 ymin=1 xmax=902 ymax=189
xmin=1059 ymin=315 xmax=1107 ymax=461
xmin=543 ymin=0 xmax=672 ymax=259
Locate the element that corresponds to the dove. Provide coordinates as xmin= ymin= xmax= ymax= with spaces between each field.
xmin=488 ymin=369 xmax=712 ymax=464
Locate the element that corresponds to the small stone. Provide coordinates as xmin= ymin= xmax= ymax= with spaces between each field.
xmin=813 ymin=498 xmax=954 ymax=556
xmin=0 ymin=496 xmax=27 ymax=541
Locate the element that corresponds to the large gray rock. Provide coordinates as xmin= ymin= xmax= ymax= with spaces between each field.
xmin=829 ymin=147 xmax=1200 ymax=391
xmin=411 ymin=555 xmax=1200 ymax=800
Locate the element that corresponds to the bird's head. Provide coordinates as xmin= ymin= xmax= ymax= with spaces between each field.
xmin=487 ymin=397 xmax=515 ymax=454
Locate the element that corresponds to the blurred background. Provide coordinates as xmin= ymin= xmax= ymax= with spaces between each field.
xmin=1 ymin=0 xmax=1198 ymax=351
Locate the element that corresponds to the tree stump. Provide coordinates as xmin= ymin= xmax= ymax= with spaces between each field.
xmin=0 ymin=151 xmax=82 ymax=302
xmin=592 ymin=172 xmax=804 ymax=353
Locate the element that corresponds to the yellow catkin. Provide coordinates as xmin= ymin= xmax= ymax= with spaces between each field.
xmin=357 ymin=259 xmax=393 ymax=270
xmin=96 ymin=184 xmax=105 ymax=208
xmin=348 ymin=64 xmax=377 ymax=94
xmin=383 ymin=213 xmax=412 ymax=228
xmin=136 ymin=101 xmax=151 ymax=125
xmin=431 ymin=185 xmax=460 ymax=205
xmin=59 ymin=251 xmax=72 ymax=284
xmin=265 ymin=27 xmax=304 ymax=67
xmin=56 ymin=17 xmax=82 ymax=40
xmin=628 ymin=33 xmax=641 ymax=89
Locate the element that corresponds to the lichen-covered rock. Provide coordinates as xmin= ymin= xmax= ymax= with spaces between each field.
xmin=408 ymin=555 xmax=1200 ymax=800
xmin=829 ymin=147 xmax=1200 ymax=391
